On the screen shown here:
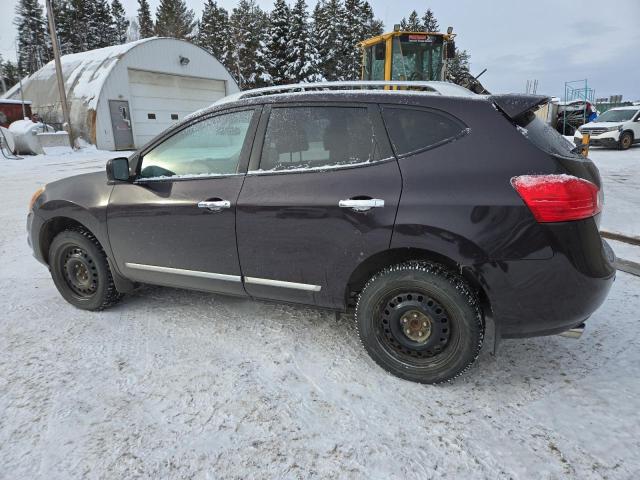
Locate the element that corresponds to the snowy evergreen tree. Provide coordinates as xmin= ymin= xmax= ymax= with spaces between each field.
xmin=198 ymin=0 xmax=232 ymax=65
xmin=127 ymin=18 xmax=141 ymax=42
xmin=313 ymin=0 xmax=347 ymax=81
xmin=0 ymin=55 xmax=20 ymax=92
xmin=111 ymin=0 xmax=130 ymax=44
xmin=286 ymin=0 xmax=322 ymax=82
xmin=51 ymin=0 xmax=76 ymax=54
xmin=422 ymin=8 xmax=439 ymax=32
xmin=90 ymin=0 xmax=116 ymax=49
xmin=60 ymin=0 xmax=96 ymax=53
xmin=361 ymin=1 xmax=383 ymax=38
xmin=261 ymin=0 xmax=291 ymax=84
xmin=155 ymin=0 xmax=196 ymax=39
xmin=137 ymin=0 xmax=155 ymax=38
xmin=14 ymin=0 xmax=51 ymax=75
xmin=228 ymin=0 xmax=269 ymax=89
xmin=446 ymin=47 xmax=471 ymax=84
xmin=400 ymin=10 xmax=422 ymax=31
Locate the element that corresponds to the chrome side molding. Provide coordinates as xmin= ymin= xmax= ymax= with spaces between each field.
xmin=125 ymin=263 xmax=241 ymax=282
xmin=244 ymin=276 xmax=321 ymax=292
xmin=124 ymin=263 xmax=321 ymax=291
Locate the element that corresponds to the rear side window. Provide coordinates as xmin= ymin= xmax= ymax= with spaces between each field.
xmin=382 ymin=107 xmax=466 ymax=156
xmin=258 ymin=106 xmax=382 ymax=171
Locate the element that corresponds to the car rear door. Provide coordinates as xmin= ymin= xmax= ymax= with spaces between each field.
xmin=235 ymin=103 xmax=402 ymax=309
xmin=107 ymin=107 xmax=260 ymax=295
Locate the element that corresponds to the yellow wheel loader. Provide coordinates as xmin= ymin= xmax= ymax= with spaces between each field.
xmin=360 ymin=26 xmax=489 ymax=93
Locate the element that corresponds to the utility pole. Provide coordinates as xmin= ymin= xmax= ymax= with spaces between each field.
xmin=14 ymin=43 xmax=27 ymax=118
xmin=45 ymin=0 xmax=74 ymax=148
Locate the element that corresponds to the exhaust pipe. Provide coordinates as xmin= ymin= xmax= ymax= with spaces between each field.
xmin=559 ymin=323 xmax=585 ymax=339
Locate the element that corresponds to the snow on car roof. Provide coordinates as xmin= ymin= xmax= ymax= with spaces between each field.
xmin=216 ymin=80 xmax=477 ymax=105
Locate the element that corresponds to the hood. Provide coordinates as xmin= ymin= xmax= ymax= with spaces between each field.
xmin=581 ymin=121 xmax=622 ymax=129
xmin=40 ymin=169 xmax=113 ymax=214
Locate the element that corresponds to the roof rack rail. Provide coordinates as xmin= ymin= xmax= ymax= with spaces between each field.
xmin=217 ymin=80 xmax=476 ymax=105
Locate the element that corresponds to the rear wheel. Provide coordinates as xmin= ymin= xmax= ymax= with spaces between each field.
xmin=355 ymin=261 xmax=483 ymax=384
xmin=619 ymin=131 xmax=633 ymax=150
xmin=49 ymin=229 xmax=123 ymax=310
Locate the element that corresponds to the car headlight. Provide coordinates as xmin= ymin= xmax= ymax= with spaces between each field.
xmin=605 ymin=125 xmax=621 ymax=132
xmin=29 ymin=186 xmax=45 ymax=211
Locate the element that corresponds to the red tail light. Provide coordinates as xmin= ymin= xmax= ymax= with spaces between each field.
xmin=511 ymin=174 xmax=601 ymax=223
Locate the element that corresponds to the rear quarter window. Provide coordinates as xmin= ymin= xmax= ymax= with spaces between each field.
xmin=382 ymin=106 xmax=467 ymax=156
xmin=518 ymin=112 xmax=582 ymax=159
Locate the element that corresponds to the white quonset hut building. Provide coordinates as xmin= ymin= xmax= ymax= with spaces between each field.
xmin=3 ymin=38 xmax=239 ymax=150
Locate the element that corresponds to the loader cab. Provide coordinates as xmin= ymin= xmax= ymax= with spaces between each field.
xmin=361 ymin=30 xmax=456 ymax=82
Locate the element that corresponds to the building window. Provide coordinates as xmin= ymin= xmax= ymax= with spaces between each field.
xmin=147 ymin=113 xmax=156 ymax=120
xmin=171 ymin=114 xmax=179 ymax=120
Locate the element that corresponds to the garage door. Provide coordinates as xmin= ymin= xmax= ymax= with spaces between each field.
xmin=128 ymin=69 xmax=226 ymax=147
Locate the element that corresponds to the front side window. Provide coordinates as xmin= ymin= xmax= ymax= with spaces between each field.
xmin=258 ymin=106 xmax=382 ymax=171
xmin=382 ymin=107 xmax=466 ymax=156
xmin=139 ymin=109 xmax=254 ymax=179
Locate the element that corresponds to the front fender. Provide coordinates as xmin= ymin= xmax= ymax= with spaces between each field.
xmin=32 ymin=171 xmax=115 ymax=266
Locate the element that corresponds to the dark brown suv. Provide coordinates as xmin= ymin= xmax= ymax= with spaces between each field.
xmin=27 ymin=82 xmax=615 ymax=383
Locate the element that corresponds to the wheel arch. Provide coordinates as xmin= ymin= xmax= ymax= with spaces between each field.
xmin=39 ymin=216 xmax=90 ymax=265
xmin=345 ymin=247 xmax=492 ymax=319
xmin=38 ymin=215 xmax=135 ymax=293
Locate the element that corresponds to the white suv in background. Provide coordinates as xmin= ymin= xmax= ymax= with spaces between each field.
xmin=574 ymin=106 xmax=640 ymax=150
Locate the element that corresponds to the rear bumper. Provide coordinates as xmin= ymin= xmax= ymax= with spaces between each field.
xmin=474 ymin=219 xmax=616 ymax=338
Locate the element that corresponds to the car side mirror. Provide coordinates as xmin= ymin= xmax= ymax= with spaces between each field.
xmin=106 ymin=157 xmax=130 ymax=183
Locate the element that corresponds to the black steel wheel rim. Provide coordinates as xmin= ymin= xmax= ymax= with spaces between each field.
xmin=60 ymin=245 xmax=98 ymax=297
xmin=376 ymin=291 xmax=452 ymax=363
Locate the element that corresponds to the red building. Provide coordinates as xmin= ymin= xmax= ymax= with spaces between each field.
xmin=0 ymin=100 xmax=32 ymax=128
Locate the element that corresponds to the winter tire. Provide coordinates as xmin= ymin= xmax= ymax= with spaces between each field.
xmin=49 ymin=228 xmax=123 ymax=311
xmin=355 ymin=261 xmax=483 ymax=384
xmin=619 ymin=131 xmax=633 ymax=150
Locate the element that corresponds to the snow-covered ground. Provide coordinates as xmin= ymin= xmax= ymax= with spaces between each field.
xmin=588 ymin=145 xmax=640 ymax=238
xmin=1 ymin=146 xmax=639 ymax=479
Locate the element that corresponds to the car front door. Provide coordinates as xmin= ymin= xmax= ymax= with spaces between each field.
xmin=236 ymin=103 xmax=402 ymax=309
xmin=107 ymin=107 xmax=260 ymax=295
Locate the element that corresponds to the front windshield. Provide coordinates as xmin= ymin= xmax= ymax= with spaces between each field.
xmin=596 ymin=109 xmax=638 ymax=123
xmin=391 ymin=34 xmax=444 ymax=81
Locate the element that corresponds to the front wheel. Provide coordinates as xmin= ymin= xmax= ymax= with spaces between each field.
xmin=355 ymin=261 xmax=483 ymax=384
xmin=619 ymin=131 xmax=633 ymax=150
xmin=49 ymin=229 xmax=123 ymax=311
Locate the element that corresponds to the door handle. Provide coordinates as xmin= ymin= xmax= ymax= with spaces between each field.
xmin=198 ymin=200 xmax=231 ymax=211
xmin=338 ymin=198 xmax=385 ymax=212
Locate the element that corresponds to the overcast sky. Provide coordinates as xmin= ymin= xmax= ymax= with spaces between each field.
xmin=1 ymin=0 xmax=639 ymax=99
